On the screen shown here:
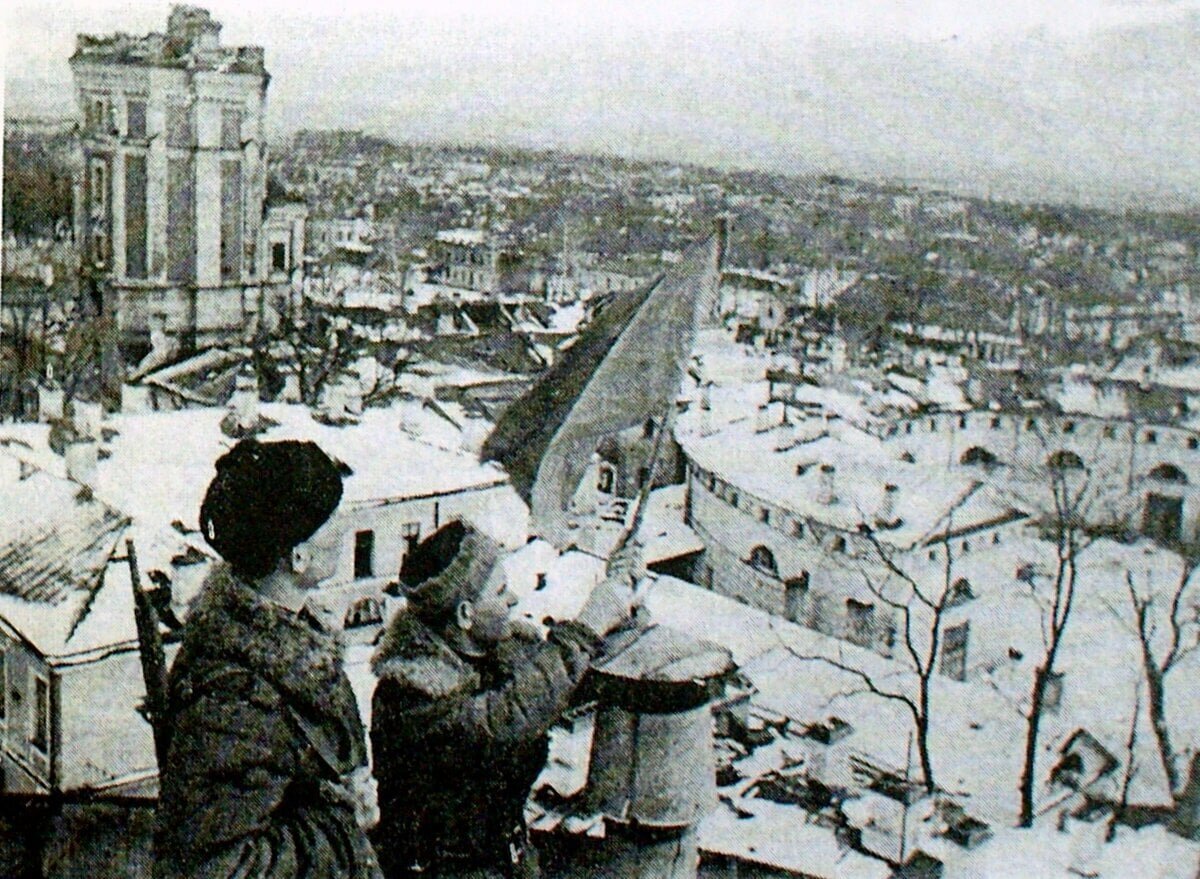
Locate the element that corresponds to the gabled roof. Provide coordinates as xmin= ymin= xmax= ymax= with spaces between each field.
xmin=0 ymin=470 xmax=127 ymax=607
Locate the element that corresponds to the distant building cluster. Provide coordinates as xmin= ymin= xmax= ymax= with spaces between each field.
xmin=4 ymin=3 xmax=1200 ymax=876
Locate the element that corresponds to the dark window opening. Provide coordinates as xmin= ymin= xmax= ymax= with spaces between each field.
xmin=221 ymin=107 xmax=243 ymax=150
xmin=32 ymin=676 xmax=49 ymax=754
xmin=354 ymin=530 xmax=375 ymax=579
xmin=1047 ymin=450 xmax=1084 ymax=471
xmin=947 ymin=577 xmax=975 ymax=608
xmin=1044 ymin=671 xmax=1065 ymax=712
xmin=1149 ymin=464 xmax=1188 ymax=484
xmin=941 ymin=622 xmax=970 ymax=681
xmin=125 ymin=154 xmax=148 ymax=279
xmin=748 ymin=545 xmax=777 ymax=577
xmin=167 ymin=104 xmax=193 ymax=148
xmin=784 ymin=573 xmax=809 ymax=623
xmin=1144 ymin=493 xmax=1184 ymax=543
xmin=960 ymin=446 xmax=997 ymax=466
xmin=127 ymin=99 xmax=147 ymax=139
xmin=272 ymin=242 xmax=288 ymax=272
xmin=598 ymin=465 xmax=615 ymax=494
xmin=846 ymin=599 xmax=875 ymax=647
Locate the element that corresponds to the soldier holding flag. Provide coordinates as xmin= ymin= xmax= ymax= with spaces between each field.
xmin=370 ymin=522 xmax=637 ymax=878
xmin=371 ymin=228 xmax=723 ymax=877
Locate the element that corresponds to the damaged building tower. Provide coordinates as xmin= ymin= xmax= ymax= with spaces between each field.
xmin=70 ymin=4 xmax=305 ymax=364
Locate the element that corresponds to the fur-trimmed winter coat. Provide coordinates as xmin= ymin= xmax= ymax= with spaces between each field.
xmin=154 ymin=564 xmax=379 ymax=879
xmin=370 ymin=611 xmax=600 ymax=879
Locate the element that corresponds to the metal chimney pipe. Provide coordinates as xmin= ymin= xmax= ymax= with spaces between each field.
xmin=560 ymin=625 xmax=733 ymax=879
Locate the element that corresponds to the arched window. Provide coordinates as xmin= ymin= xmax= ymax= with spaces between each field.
xmin=748 ymin=545 xmax=778 ymax=577
xmin=1149 ymin=463 xmax=1188 ymax=485
xmin=344 ymin=596 xmax=383 ymax=629
xmin=960 ymin=446 xmax=997 ymax=466
xmin=947 ymin=577 xmax=975 ymax=607
xmin=1047 ymin=450 xmax=1084 ymax=471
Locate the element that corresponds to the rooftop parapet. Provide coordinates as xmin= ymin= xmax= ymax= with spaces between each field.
xmin=71 ymin=5 xmax=266 ymax=76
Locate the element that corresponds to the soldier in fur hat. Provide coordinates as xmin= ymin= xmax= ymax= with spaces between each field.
xmin=155 ymin=439 xmax=380 ymax=879
xmin=370 ymin=520 xmax=634 ymax=878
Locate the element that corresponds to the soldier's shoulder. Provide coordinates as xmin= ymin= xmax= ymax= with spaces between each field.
xmin=372 ymin=612 xmax=478 ymax=699
xmin=375 ymin=651 xmax=477 ymax=700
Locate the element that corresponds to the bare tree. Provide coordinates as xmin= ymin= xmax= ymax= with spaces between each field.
xmin=1108 ymin=679 xmax=1142 ymax=842
xmin=272 ymin=298 xmax=353 ymax=406
xmin=785 ymin=525 xmax=965 ymax=795
xmin=1124 ymin=551 xmax=1200 ymax=800
xmin=1017 ymin=466 xmax=1098 ymax=827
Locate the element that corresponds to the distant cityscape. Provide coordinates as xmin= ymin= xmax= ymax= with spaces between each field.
xmin=3 ymin=4 xmax=1200 ymax=878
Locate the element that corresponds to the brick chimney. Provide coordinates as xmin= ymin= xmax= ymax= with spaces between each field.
xmin=38 ymin=385 xmax=65 ymax=423
xmin=876 ymin=483 xmax=900 ymax=527
xmin=320 ymin=383 xmax=347 ymax=423
xmin=228 ymin=368 xmax=259 ymax=432
xmin=72 ymin=399 xmax=103 ymax=440
xmin=817 ymin=464 xmax=837 ymax=505
xmin=64 ymin=437 xmax=98 ymax=488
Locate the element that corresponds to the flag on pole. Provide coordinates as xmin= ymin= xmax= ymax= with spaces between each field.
xmin=482 ymin=228 xmax=724 ymax=549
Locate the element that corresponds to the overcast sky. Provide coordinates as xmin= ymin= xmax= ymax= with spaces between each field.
xmin=4 ymin=0 xmax=1199 ymax=207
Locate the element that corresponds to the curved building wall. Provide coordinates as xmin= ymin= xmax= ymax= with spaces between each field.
xmin=888 ymin=410 xmax=1200 ymax=543
xmin=685 ymin=461 xmax=904 ymax=655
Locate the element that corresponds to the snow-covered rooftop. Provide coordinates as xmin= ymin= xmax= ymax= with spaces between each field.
xmin=0 ymin=458 xmax=208 ymax=659
xmin=678 ymin=410 xmax=1013 ymax=549
xmin=95 ymin=400 xmax=523 ymax=534
xmin=701 ymin=796 xmax=891 ymax=879
xmin=435 ymin=228 xmax=488 ymax=247
xmin=939 ymin=820 xmax=1200 ymax=879
xmin=643 ymin=576 xmax=1036 ymax=825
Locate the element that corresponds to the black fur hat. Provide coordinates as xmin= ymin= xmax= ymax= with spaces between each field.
xmin=400 ymin=520 xmax=501 ymax=617
xmin=200 ymin=439 xmax=344 ymax=580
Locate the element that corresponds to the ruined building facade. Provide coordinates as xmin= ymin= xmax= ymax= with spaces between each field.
xmin=70 ymin=5 xmax=304 ymax=351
